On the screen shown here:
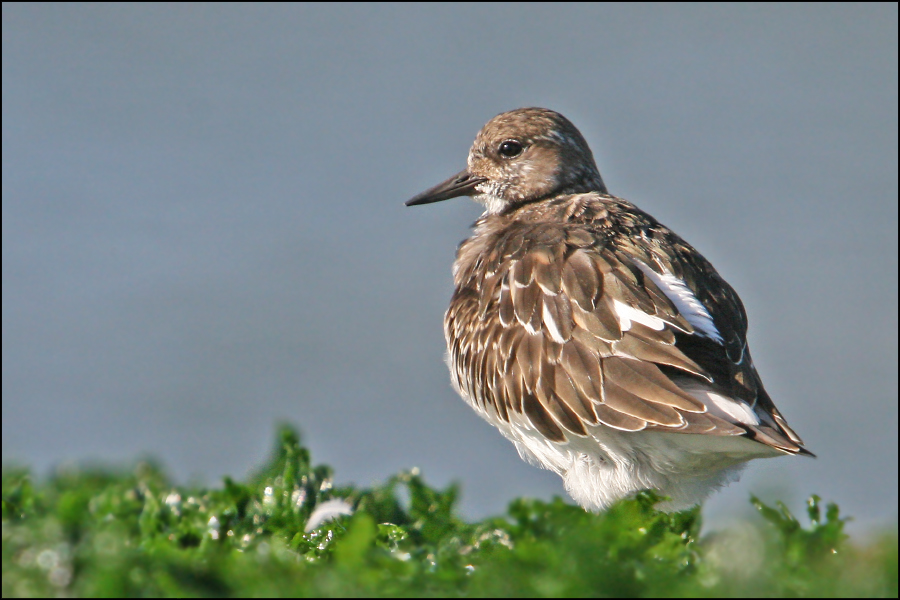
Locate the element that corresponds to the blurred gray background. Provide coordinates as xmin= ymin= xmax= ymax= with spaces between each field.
xmin=3 ymin=3 xmax=897 ymax=531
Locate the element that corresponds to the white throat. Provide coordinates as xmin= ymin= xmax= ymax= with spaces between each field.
xmin=474 ymin=192 xmax=509 ymax=215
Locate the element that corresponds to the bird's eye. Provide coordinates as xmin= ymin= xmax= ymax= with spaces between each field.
xmin=498 ymin=140 xmax=524 ymax=158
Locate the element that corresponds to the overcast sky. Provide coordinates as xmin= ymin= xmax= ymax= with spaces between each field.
xmin=3 ymin=3 xmax=897 ymax=532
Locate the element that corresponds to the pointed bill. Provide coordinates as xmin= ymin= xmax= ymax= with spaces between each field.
xmin=405 ymin=170 xmax=487 ymax=206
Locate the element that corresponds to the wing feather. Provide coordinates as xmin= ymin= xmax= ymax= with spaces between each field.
xmin=601 ymin=378 xmax=685 ymax=426
xmin=522 ymin=390 xmax=566 ymax=442
xmin=603 ymin=357 xmax=705 ymax=412
xmin=446 ymin=214 xmax=808 ymax=454
xmin=593 ymin=404 xmax=648 ymax=431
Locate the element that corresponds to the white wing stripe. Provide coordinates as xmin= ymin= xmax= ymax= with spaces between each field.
xmin=694 ymin=388 xmax=760 ymax=426
xmin=631 ymin=260 xmax=723 ymax=343
xmin=612 ymin=300 xmax=667 ymax=332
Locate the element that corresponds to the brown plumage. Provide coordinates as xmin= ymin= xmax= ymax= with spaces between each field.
xmin=407 ymin=108 xmax=811 ymax=511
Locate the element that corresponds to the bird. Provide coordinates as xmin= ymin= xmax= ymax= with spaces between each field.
xmin=405 ymin=107 xmax=812 ymax=512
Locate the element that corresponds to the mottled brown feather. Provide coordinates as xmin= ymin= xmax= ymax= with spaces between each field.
xmin=561 ymin=250 xmax=601 ymax=310
xmin=532 ymin=249 xmax=561 ymax=295
xmin=602 ymin=378 xmax=685 ymax=427
xmin=626 ymin=321 xmax=677 ymax=345
xmin=515 ymin=331 xmax=544 ymax=390
xmin=613 ymin=334 xmax=707 ymax=379
xmin=442 ymin=188 xmax=808 ymax=456
xmin=590 ymin=296 xmax=625 ymax=341
xmin=522 ymin=391 xmax=566 ymax=442
xmin=542 ymin=292 xmax=574 ymax=341
xmin=510 ymin=275 xmax=541 ymax=327
xmin=534 ymin=374 xmax=589 ymax=436
xmin=593 ymin=404 xmax=648 ymax=432
xmin=559 ymin=339 xmax=604 ymax=404
xmin=570 ymin=327 xmax=614 ymax=358
xmin=603 ymin=357 xmax=705 ymax=412
xmin=553 ymin=365 xmax=598 ymax=424
xmin=478 ymin=273 xmax=501 ymax=318
xmin=498 ymin=280 xmax=514 ymax=327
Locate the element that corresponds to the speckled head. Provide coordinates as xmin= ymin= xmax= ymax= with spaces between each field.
xmin=406 ymin=108 xmax=607 ymax=214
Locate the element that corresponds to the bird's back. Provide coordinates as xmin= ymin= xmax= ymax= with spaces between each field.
xmin=445 ymin=192 xmax=808 ymax=509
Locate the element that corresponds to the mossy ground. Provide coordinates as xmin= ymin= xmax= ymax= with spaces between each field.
xmin=3 ymin=426 xmax=897 ymax=597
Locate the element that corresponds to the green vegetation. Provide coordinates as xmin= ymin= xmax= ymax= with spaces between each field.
xmin=3 ymin=426 xmax=896 ymax=597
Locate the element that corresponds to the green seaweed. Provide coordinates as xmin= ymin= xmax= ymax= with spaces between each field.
xmin=3 ymin=425 xmax=896 ymax=597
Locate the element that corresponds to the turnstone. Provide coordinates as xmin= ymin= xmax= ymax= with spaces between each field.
xmin=406 ymin=108 xmax=812 ymax=512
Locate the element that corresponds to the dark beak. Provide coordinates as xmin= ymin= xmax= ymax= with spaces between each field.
xmin=405 ymin=170 xmax=487 ymax=206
